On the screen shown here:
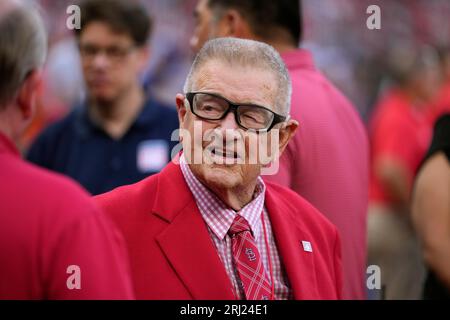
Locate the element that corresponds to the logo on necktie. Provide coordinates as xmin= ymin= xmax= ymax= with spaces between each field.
xmin=245 ymin=248 xmax=257 ymax=262
xmin=229 ymin=214 xmax=272 ymax=300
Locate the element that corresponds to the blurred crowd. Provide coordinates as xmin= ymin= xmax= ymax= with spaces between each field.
xmin=303 ymin=0 xmax=450 ymax=119
xmin=24 ymin=0 xmax=450 ymax=150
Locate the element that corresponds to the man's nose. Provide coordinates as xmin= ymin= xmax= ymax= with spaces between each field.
xmin=220 ymin=111 xmax=240 ymax=131
xmin=91 ymin=52 xmax=109 ymax=69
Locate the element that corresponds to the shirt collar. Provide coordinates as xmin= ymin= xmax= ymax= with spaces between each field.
xmin=179 ymin=154 xmax=266 ymax=240
xmin=281 ymin=48 xmax=316 ymax=71
xmin=0 ymin=131 xmax=20 ymax=157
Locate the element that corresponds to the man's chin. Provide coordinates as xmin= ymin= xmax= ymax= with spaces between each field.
xmin=197 ymin=165 xmax=242 ymax=189
xmin=89 ymin=90 xmax=116 ymax=104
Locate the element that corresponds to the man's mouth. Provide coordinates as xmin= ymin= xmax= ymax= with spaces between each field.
xmin=207 ymin=147 xmax=241 ymax=162
xmin=212 ymin=148 xmax=237 ymax=157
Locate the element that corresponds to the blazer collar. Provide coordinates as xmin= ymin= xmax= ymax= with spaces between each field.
xmin=152 ymin=162 xmax=236 ymax=299
xmin=152 ymin=162 xmax=318 ymax=300
xmin=264 ymin=186 xmax=319 ymax=300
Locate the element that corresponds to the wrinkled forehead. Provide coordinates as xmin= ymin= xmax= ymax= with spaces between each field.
xmin=191 ymin=59 xmax=279 ymax=110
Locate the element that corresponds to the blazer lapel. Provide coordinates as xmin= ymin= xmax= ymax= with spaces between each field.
xmin=153 ymin=162 xmax=235 ymax=300
xmin=265 ymin=187 xmax=319 ymax=300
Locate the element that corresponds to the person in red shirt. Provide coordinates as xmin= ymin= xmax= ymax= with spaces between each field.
xmin=0 ymin=0 xmax=134 ymax=299
xmin=368 ymin=45 xmax=442 ymax=299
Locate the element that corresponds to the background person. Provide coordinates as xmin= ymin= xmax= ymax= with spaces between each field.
xmin=367 ymin=45 xmax=442 ymax=299
xmin=27 ymin=0 xmax=179 ymax=195
xmin=412 ymin=113 xmax=450 ymax=299
xmin=0 ymin=0 xmax=134 ymax=300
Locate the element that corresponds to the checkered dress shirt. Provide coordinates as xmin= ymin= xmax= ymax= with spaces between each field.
xmin=180 ymin=155 xmax=292 ymax=300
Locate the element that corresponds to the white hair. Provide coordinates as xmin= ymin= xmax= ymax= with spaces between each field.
xmin=0 ymin=0 xmax=47 ymax=107
xmin=183 ymin=37 xmax=292 ymax=115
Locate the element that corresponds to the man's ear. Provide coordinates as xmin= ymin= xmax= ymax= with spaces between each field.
xmin=277 ymin=119 xmax=299 ymax=156
xmin=16 ymin=69 xmax=42 ymax=122
xmin=217 ymin=9 xmax=253 ymax=39
xmin=137 ymin=45 xmax=150 ymax=71
xmin=176 ymin=93 xmax=188 ymax=127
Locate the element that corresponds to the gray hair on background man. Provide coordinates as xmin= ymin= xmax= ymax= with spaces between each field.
xmin=0 ymin=0 xmax=47 ymax=108
xmin=183 ymin=37 xmax=292 ymax=115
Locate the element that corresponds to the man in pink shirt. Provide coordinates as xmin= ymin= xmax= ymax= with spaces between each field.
xmin=0 ymin=0 xmax=133 ymax=299
xmin=190 ymin=0 xmax=369 ymax=299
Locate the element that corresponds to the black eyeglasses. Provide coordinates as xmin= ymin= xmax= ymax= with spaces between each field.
xmin=186 ymin=92 xmax=288 ymax=131
xmin=78 ymin=43 xmax=136 ymax=63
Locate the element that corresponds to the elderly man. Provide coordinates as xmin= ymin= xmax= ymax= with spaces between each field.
xmin=0 ymin=0 xmax=133 ymax=299
xmin=96 ymin=38 xmax=342 ymax=300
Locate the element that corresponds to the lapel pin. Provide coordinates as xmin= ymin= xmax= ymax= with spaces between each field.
xmin=302 ymin=241 xmax=313 ymax=252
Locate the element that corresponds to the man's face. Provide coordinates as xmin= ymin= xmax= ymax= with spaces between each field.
xmin=78 ymin=22 xmax=148 ymax=104
xmin=190 ymin=0 xmax=221 ymax=53
xmin=410 ymin=63 xmax=441 ymax=103
xmin=176 ymin=60 xmax=293 ymax=192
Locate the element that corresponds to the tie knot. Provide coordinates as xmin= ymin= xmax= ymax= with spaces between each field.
xmin=228 ymin=214 xmax=252 ymax=236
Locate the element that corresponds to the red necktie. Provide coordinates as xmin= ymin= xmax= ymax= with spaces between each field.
xmin=228 ymin=214 xmax=272 ymax=300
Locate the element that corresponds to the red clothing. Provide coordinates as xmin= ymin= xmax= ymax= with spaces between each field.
xmin=179 ymin=155 xmax=291 ymax=299
xmin=0 ymin=132 xmax=134 ymax=299
xmin=264 ymin=49 xmax=369 ymax=299
xmin=95 ymin=162 xmax=343 ymax=300
xmin=369 ymin=89 xmax=433 ymax=205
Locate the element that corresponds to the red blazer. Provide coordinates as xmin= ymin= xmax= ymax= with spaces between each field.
xmin=95 ymin=162 xmax=343 ymax=300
